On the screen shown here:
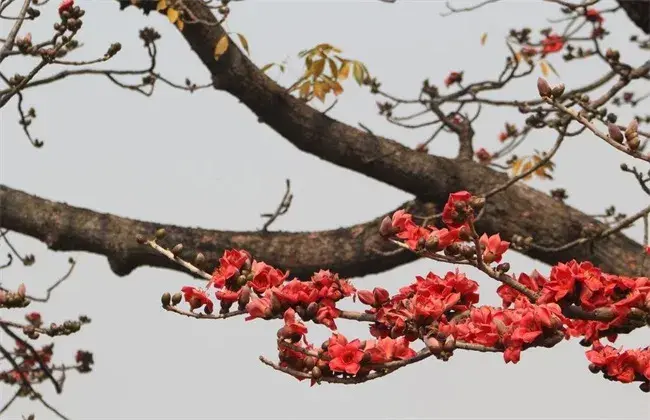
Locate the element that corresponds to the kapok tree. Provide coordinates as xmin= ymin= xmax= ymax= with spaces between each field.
xmin=1 ymin=0 xmax=649 ymax=414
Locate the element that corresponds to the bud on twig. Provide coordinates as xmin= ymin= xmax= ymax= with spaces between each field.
xmin=155 ymin=228 xmax=166 ymax=240
xmin=443 ymin=335 xmax=456 ymax=351
xmin=161 ymin=292 xmax=171 ymax=307
xmin=379 ymin=216 xmax=396 ymax=238
xmin=624 ymin=119 xmax=640 ymax=150
xmin=171 ymin=293 xmax=182 ymax=306
xmin=537 ymin=77 xmax=551 ymax=98
xmin=425 ymin=337 xmax=442 ymax=354
xmin=607 ymin=123 xmax=624 ymax=143
xmin=194 ymin=253 xmax=205 ymax=267
xmin=171 ymin=243 xmax=183 ymax=255
xmin=550 ymin=83 xmax=565 ymax=98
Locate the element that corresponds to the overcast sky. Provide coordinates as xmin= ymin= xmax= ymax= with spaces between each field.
xmin=1 ymin=1 xmax=649 ymax=419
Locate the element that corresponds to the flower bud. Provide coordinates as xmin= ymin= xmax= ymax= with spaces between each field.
xmin=171 ymin=292 xmax=182 ymax=306
xmin=135 ymin=234 xmax=146 ymax=244
xmin=304 ymin=356 xmax=316 ymax=370
xmin=194 ymin=253 xmax=205 ymax=267
xmin=161 ymin=292 xmax=171 ymax=307
xmin=154 ymin=228 xmax=166 ymax=239
xmin=204 ymin=305 xmax=213 ymax=315
xmin=17 ymin=284 xmax=26 ymax=298
xmin=497 ymin=262 xmax=510 ymax=273
xmin=468 ymin=196 xmax=485 ymax=212
xmin=424 ymin=234 xmax=439 ymax=251
xmin=270 ymin=293 xmax=282 ymax=314
xmin=588 ymin=363 xmax=600 ymax=374
xmin=550 ymin=83 xmax=565 ymax=98
xmin=607 ymin=123 xmax=624 ymax=143
xmin=379 ymin=216 xmax=396 ymax=237
xmin=458 ymin=225 xmax=472 ymax=241
xmin=425 ymin=337 xmax=442 ymax=354
xmin=171 ymin=243 xmax=183 ymax=255
xmin=311 ymin=366 xmax=322 ymax=380
xmin=537 ymin=77 xmax=551 ymax=98
xmin=640 ymin=382 xmax=650 ymax=393
xmin=443 ymin=335 xmax=456 ymax=351
xmin=238 ymin=286 xmax=251 ymax=309
xmin=306 ymin=302 xmax=318 ymax=319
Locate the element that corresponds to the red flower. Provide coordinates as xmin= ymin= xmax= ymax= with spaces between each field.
xmin=315 ymin=299 xmax=340 ymax=330
xmin=245 ymin=293 xmax=272 ymax=320
xmin=444 ymin=71 xmax=463 ymax=87
xmin=357 ymin=287 xmax=390 ymax=307
xmin=442 ymin=191 xmax=474 ymax=228
xmin=328 ymin=335 xmax=364 ymax=375
xmin=645 ymin=246 xmax=650 ymax=255
xmin=249 ymin=261 xmax=288 ymax=294
xmin=498 ymin=131 xmax=509 ymax=142
xmin=541 ymin=34 xmax=564 ymax=54
xmin=210 ymin=249 xmax=251 ymax=288
xmin=58 ymin=0 xmax=73 ymax=14
xmin=282 ymin=308 xmax=308 ymax=337
xmin=180 ymin=286 xmax=213 ymax=312
xmin=479 ymin=233 xmax=510 ymax=264
xmin=585 ymin=9 xmax=603 ymax=24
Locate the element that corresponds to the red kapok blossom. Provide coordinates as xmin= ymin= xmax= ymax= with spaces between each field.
xmin=479 ymin=233 xmax=510 ymax=264
xmin=645 ymin=246 xmax=650 ymax=255
xmin=541 ymin=34 xmax=564 ymax=54
xmin=442 ymin=191 xmax=474 ymax=228
xmin=245 ymin=293 xmax=272 ymax=320
xmin=282 ymin=308 xmax=308 ymax=338
xmin=444 ymin=71 xmax=463 ymax=87
xmin=58 ymin=0 xmax=74 ymax=14
xmin=181 ymin=286 xmax=213 ymax=312
xmin=585 ymin=9 xmax=604 ymax=24
xmin=328 ymin=334 xmax=364 ymax=375
xmin=498 ymin=131 xmax=509 ymax=142
xmin=249 ymin=261 xmax=288 ymax=294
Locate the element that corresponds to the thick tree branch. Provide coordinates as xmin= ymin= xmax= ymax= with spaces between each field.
xmin=616 ymin=0 xmax=649 ymax=35
xmin=116 ymin=2 xmax=644 ymax=275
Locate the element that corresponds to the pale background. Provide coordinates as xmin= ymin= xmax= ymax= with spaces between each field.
xmin=1 ymin=1 xmax=649 ymax=419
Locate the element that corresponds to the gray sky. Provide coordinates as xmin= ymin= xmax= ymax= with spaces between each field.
xmin=1 ymin=1 xmax=649 ymax=419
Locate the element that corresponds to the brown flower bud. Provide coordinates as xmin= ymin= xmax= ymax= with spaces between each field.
xmin=537 ymin=77 xmax=552 ymax=98
xmin=458 ymin=225 xmax=472 ymax=241
xmin=424 ymin=234 xmax=439 ymax=251
xmin=443 ymin=335 xmax=456 ymax=351
xmin=640 ymin=382 xmax=650 ymax=393
xmin=194 ymin=253 xmax=205 ymax=267
xmin=625 ymin=119 xmax=640 ymax=150
xmin=607 ymin=123 xmax=624 ymax=143
xmin=171 ymin=292 xmax=182 ymax=306
xmin=270 ymin=293 xmax=282 ymax=314
xmin=171 ymin=243 xmax=183 ymax=255
xmin=425 ymin=337 xmax=442 ymax=354
xmin=154 ymin=228 xmax=166 ymax=239
xmin=379 ymin=216 xmax=396 ymax=238
xmin=497 ymin=262 xmax=510 ymax=273
xmin=17 ymin=284 xmax=26 ymax=298
xmin=305 ymin=301 xmax=319 ymax=319
xmin=311 ymin=366 xmax=322 ymax=380
xmin=238 ymin=286 xmax=251 ymax=308
xmin=204 ymin=305 xmax=213 ymax=315
xmin=304 ymin=356 xmax=316 ymax=370
xmin=550 ymin=83 xmax=565 ymax=98
xmin=468 ymin=196 xmax=485 ymax=212
xmin=161 ymin=292 xmax=171 ymax=307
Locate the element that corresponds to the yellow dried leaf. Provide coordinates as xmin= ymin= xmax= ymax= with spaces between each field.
xmin=313 ymin=82 xmax=326 ymax=102
xmin=332 ymin=81 xmax=343 ymax=96
xmin=167 ymin=7 xmax=179 ymax=23
xmin=540 ymin=60 xmax=550 ymax=77
xmin=214 ymin=35 xmax=229 ymax=59
xmin=310 ymin=59 xmax=325 ymax=79
xmin=353 ymin=62 xmax=364 ymax=85
xmin=511 ymin=158 xmax=522 ymax=176
xmin=338 ymin=61 xmax=350 ymax=80
xmin=328 ymin=58 xmax=338 ymax=79
xmin=480 ymin=32 xmax=488 ymax=46
xmin=299 ymin=81 xmax=311 ymax=99
xmin=176 ymin=18 xmax=184 ymax=31
xmin=156 ymin=0 xmax=167 ymax=11
xmin=236 ymin=33 xmax=250 ymax=55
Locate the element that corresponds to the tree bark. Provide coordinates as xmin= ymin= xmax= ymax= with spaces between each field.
xmin=616 ymin=0 xmax=649 ymax=34
xmin=1 ymin=1 xmax=646 ymax=281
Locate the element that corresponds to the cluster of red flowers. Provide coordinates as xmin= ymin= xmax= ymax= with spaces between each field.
xmin=182 ymin=249 xmax=355 ymax=330
xmin=176 ymin=190 xmax=649 ymax=389
xmin=444 ymin=71 xmax=463 ymax=87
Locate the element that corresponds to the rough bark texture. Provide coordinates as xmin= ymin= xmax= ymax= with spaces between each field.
xmin=616 ymin=0 xmax=650 ymax=34
xmin=0 ymin=1 xmax=647 ymax=281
